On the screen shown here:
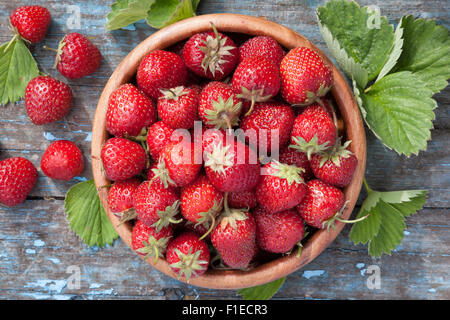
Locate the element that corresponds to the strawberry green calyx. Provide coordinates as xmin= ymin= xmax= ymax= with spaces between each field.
xmin=270 ymin=160 xmax=305 ymax=186
xmin=151 ymin=158 xmax=175 ymax=188
xmin=318 ymin=139 xmax=353 ymax=168
xmin=159 ymin=86 xmax=188 ymax=101
xmin=204 ymin=95 xmax=242 ymax=129
xmin=295 ymin=83 xmax=332 ymax=107
xmin=115 ymin=208 xmax=137 ymax=224
xmin=219 ymin=208 xmax=249 ymax=231
xmin=170 ymin=247 xmax=209 ymax=281
xmin=204 ymin=141 xmax=234 ymax=175
xmin=237 ymin=87 xmax=273 ymax=116
xmin=5 ymin=22 xmax=29 ymax=52
xmin=217 ymin=193 xmax=249 ymax=231
xmin=322 ymin=200 xmax=369 ymax=231
xmin=43 ymin=39 xmax=65 ymax=69
xmin=200 ymin=23 xmax=236 ymax=77
xmin=136 ymin=235 xmax=170 ymax=263
xmin=290 ymin=134 xmax=332 ymax=160
xmin=152 ymin=200 xmax=182 ymax=232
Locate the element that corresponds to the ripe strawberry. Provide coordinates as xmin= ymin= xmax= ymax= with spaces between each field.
xmin=182 ymin=25 xmax=238 ymax=80
xmin=256 ymin=160 xmax=307 ymax=213
xmin=297 ymin=179 xmax=353 ymax=230
xmin=280 ymin=46 xmax=333 ymax=105
xmin=137 ymin=50 xmax=187 ymax=100
xmin=194 ymin=127 xmax=227 ymax=155
xmin=228 ymin=190 xmax=257 ymax=209
xmin=198 ymin=81 xmax=242 ymax=130
xmin=232 ymin=56 xmax=281 ymax=115
xmin=53 ymin=32 xmax=102 ymax=79
xmin=10 ymin=5 xmax=51 ymax=43
xmin=289 ymin=103 xmax=337 ymax=160
xmin=133 ymin=180 xmax=181 ymax=229
xmin=239 ymin=36 xmax=285 ymax=66
xmin=254 ymin=207 xmax=305 ymax=253
xmin=279 ymin=146 xmax=313 ymax=180
xmin=204 ymin=137 xmax=260 ymax=193
xmin=107 ymin=178 xmax=141 ymax=222
xmin=166 ymin=232 xmax=210 ymax=281
xmin=240 ymin=102 xmax=295 ymax=153
xmin=40 ymin=140 xmax=84 ymax=181
xmin=106 ymin=83 xmax=157 ymax=137
xmin=310 ymin=139 xmax=358 ymax=188
xmin=25 ymin=76 xmax=72 ymax=125
xmin=146 ymin=163 xmax=180 ymax=196
xmin=101 ymin=137 xmax=147 ymax=181
xmin=211 ymin=206 xmax=257 ymax=269
xmin=151 ymin=140 xmax=202 ymax=188
xmin=0 ymin=157 xmax=38 ymax=207
xmin=180 ymin=175 xmax=223 ymax=238
xmin=132 ymin=220 xmax=173 ymax=263
xmin=146 ymin=121 xmax=179 ymax=160
xmin=157 ymin=86 xmax=200 ymax=129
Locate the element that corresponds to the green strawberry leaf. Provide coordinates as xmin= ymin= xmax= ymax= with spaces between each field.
xmin=349 ymin=184 xmax=427 ymax=257
xmin=392 ymin=15 xmax=450 ymax=94
xmin=65 ymin=180 xmax=118 ymax=247
xmin=348 ymin=193 xmax=382 ymax=245
xmin=106 ymin=0 xmax=200 ymax=31
xmin=375 ymin=19 xmax=404 ymax=83
xmin=0 ymin=37 xmax=39 ymax=105
xmin=192 ymin=0 xmax=201 ymax=11
xmin=106 ymin=0 xmax=155 ymax=31
xmin=359 ymin=71 xmax=436 ymax=156
xmin=316 ymin=0 xmax=395 ymax=82
xmin=367 ymin=200 xmax=406 ymax=257
xmin=237 ymin=277 xmax=286 ymax=300
xmin=146 ymin=0 xmax=197 ymax=29
xmin=317 ymin=20 xmax=368 ymax=88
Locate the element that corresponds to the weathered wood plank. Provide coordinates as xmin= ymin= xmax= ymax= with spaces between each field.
xmin=0 ymin=199 xmax=448 ymax=299
xmin=0 ymin=0 xmax=449 ymax=300
xmin=1 ymin=128 xmax=448 ymax=207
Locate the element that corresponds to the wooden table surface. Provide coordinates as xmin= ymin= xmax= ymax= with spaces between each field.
xmin=0 ymin=0 xmax=449 ymax=300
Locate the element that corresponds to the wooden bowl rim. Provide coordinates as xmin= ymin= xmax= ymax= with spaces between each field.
xmin=91 ymin=13 xmax=366 ymax=290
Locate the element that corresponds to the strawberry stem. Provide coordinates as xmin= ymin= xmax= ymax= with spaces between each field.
xmin=199 ymin=212 xmax=216 ymax=241
xmin=335 ymin=213 xmax=369 ymax=224
xmin=244 ymin=96 xmax=257 ymax=117
xmin=4 ymin=34 xmax=19 ymax=53
xmin=363 ymin=178 xmax=372 ymax=193
xmin=42 ymin=45 xmax=58 ymax=53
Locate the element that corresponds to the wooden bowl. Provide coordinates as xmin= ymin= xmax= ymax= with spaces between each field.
xmin=92 ymin=13 xmax=366 ymax=290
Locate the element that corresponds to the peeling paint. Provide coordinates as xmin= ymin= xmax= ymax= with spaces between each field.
xmin=33 ymin=240 xmax=46 ymax=247
xmin=47 ymin=257 xmax=61 ymax=264
xmin=302 ymin=270 xmax=326 ymax=279
xmin=24 ymin=279 xmax=67 ymax=294
xmin=43 ymin=132 xmax=58 ymax=141
xmin=89 ymin=283 xmax=103 ymax=289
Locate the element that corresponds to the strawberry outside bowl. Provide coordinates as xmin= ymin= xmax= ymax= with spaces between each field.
xmin=91 ymin=13 xmax=366 ymax=290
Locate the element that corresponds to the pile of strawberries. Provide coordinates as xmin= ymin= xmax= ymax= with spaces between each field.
xmin=0 ymin=6 xmax=101 ymax=206
xmin=102 ymin=24 xmax=359 ymax=281
xmin=0 ymin=6 xmax=360 ymax=282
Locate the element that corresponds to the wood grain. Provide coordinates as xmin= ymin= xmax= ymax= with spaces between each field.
xmin=0 ymin=0 xmax=448 ymax=299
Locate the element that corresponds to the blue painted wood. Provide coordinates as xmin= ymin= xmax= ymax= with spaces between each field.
xmin=0 ymin=0 xmax=449 ymax=300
